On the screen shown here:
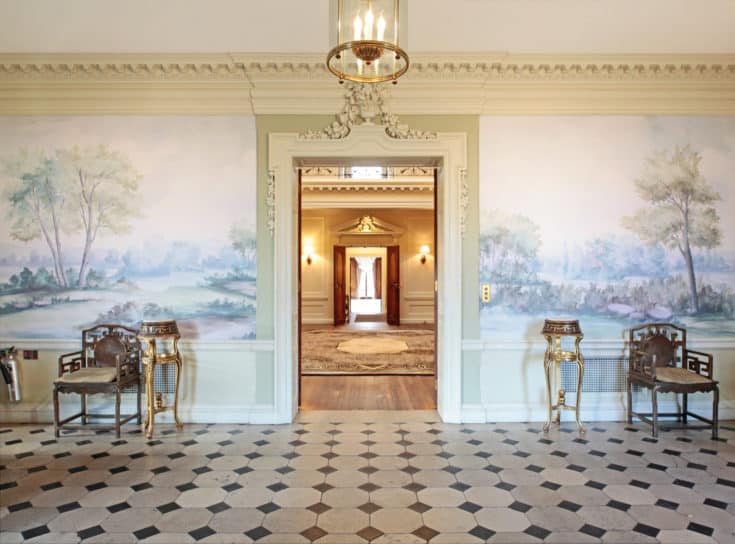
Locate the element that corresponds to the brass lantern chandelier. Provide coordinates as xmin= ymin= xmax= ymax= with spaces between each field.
xmin=327 ymin=0 xmax=409 ymax=84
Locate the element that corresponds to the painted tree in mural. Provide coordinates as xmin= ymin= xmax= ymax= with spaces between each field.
xmin=229 ymin=223 xmax=257 ymax=268
xmin=57 ymin=145 xmax=141 ymax=287
xmin=3 ymin=145 xmax=141 ymax=289
xmin=622 ymin=145 xmax=721 ymax=313
xmin=3 ymin=151 xmax=70 ymax=287
xmin=479 ymin=210 xmax=541 ymax=283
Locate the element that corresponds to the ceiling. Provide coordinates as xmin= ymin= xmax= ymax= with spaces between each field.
xmin=1 ymin=0 xmax=734 ymax=55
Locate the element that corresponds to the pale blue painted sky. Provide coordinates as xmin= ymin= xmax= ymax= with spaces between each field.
xmin=0 ymin=116 xmax=256 ymax=258
xmin=479 ymin=116 xmax=735 ymax=259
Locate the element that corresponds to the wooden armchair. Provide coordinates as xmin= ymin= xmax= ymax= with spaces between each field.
xmin=627 ymin=322 xmax=719 ymax=439
xmin=53 ymin=324 xmax=142 ymax=438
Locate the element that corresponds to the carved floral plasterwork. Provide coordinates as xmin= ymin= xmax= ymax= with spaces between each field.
xmin=459 ymin=168 xmax=469 ymax=237
xmin=266 ymin=169 xmax=276 ymax=237
xmin=299 ymin=82 xmax=437 ymax=141
xmin=337 ymin=214 xmax=404 ymax=236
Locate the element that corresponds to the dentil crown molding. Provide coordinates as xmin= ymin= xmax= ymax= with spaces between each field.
xmin=0 ymin=52 xmax=733 ymax=114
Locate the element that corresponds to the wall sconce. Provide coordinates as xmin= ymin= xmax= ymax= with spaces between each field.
xmin=419 ymin=245 xmax=430 ymax=264
xmin=304 ymin=245 xmax=314 ymax=265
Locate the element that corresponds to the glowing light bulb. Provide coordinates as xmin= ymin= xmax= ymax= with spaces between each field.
xmin=377 ymin=14 xmax=386 ymax=41
xmin=364 ymin=9 xmax=374 ymax=40
xmin=353 ymin=15 xmax=362 ymax=40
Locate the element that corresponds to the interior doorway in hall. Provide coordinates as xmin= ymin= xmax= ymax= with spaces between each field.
xmin=298 ymin=164 xmax=437 ymax=410
xmin=348 ymin=247 xmax=386 ymax=323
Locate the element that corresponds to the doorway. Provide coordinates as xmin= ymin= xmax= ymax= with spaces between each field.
xmin=347 ymin=247 xmax=386 ymax=323
xmin=268 ymin=125 xmax=467 ymax=423
xmin=299 ymin=167 xmax=437 ymax=410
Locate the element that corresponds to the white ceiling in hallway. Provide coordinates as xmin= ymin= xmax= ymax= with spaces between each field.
xmin=1 ymin=0 xmax=733 ymax=54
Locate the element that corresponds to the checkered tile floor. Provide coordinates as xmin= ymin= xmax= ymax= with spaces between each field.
xmin=1 ymin=411 xmax=734 ymax=543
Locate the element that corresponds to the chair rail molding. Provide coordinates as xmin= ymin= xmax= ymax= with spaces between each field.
xmin=1 ymin=53 xmax=733 ymax=115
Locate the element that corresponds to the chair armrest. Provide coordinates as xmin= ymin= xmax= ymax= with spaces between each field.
xmin=684 ymin=349 xmax=713 ymax=379
xmin=58 ymin=350 xmax=84 ymax=377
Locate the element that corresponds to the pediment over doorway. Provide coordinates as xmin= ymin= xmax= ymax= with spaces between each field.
xmin=335 ymin=214 xmax=403 ymax=245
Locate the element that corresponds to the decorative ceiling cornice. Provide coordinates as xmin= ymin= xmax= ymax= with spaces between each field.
xmin=2 ymin=53 xmax=734 ymax=79
xmin=1 ymin=53 xmax=733 ymax=114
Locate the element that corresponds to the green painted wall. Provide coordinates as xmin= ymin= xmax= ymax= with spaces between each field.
xmin=255 ymin=114 xmax=482 ymax=405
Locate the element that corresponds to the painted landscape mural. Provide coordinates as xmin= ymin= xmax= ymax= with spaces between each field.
xmin=479 ymin=117 xmax=735 ymax=340
xmin=0 ymin=116 xmax=256 ymax=339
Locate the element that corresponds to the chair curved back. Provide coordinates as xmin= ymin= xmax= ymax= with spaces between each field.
xmin=93 ymin=336 xmax=127 ymax=368
xmin=82 ymin=324 xmax=140 ymax=369
xmin=630 ymin=322 xmax=685 ymax=369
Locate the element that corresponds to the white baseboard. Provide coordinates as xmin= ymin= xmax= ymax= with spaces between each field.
xmin=0 ymin=401 xmax=278 ymax=425
xmin=461 ymin=397 xmax=735 ymax=423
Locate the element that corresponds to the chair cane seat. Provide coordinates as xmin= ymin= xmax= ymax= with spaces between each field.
xmin=655 ymin=367 xmax=712 ymax=385
xmin=55 ymin=367 xmax=117 ymax=384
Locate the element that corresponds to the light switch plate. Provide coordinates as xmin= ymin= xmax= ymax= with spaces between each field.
xmin=481 ymin=284 xmax=491 ymax=303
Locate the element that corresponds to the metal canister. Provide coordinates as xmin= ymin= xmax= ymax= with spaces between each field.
xmin=1 ymin=347 xmax=22 ymax=402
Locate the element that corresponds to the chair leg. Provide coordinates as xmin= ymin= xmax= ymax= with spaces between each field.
xmin=682 ymin=393 xmax=688 ymax=424
xmin=136 ymin=376 xmax=142 ymax=425
xmin=115 ymin=388 xmax=122 ymax=439
xmin=712 ymin=387 xmax=719 ymax=440
xmin=626 ymin=377 xmax=633 ymax=424
xmin=53 ymin=388 xmax=60 ymax=438
xmin=651 ymin=386 xmax=659 ymax=438
xmin=81 ymin=393 xmax=87 ymax=425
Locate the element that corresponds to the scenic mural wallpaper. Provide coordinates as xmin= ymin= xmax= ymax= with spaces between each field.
xmin=0 ymin=116 xmax=257 ymax=340
xmin=479 ymin=116 xmax=735 ymax=341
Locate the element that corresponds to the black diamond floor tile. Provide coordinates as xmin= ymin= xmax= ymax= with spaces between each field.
xmin=21 ymin=524 xmax=50 ymax=540
xmin=207 ymin=501 xmax=231 ymax=514
xmin=607 ymin=499 xmax=631 ymax=512
xmin=157 ymin=501 xmax=181 ymax=514
xmin=558 ymin=500 xmax=581 ymax=512
xmin=58 ymin=501 xmax=82 ymax=513
xmin=8 ymin=500 xmax=32 ymax=512
xmin=133 ymin=526 xmax=160 ymax=540
xmin=579 ymin=523 xmax=606 ymax=538
xmin=633 ymin=522 xmax=660 ymax=538
xmin=257 ymin=501 xmax=281 ymax=514
xmin=1 ymin=419 xmax=733 ymax=543
xmin=654 ymin=497 xmax=679 ymax=510
xmin=245 ymin=526 xmax=272 ymax=541
xmin=78 ymin=525 xmax=105 ymax=540
xmin=189 ymin=526 xmax=216 ymax=541
xmin=107 ymin=501 xmax=131 ymax=513
xmin=688 ymin=522 xmax=715 ymax=537
xmin=525 ymin=524 xmax=551 ymax=540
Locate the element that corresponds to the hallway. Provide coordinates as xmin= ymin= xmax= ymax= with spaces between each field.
xmin=1 ymin=413 xmax=733 ymax=543
xmin=300 ymin=323 xmax=436 ymax=410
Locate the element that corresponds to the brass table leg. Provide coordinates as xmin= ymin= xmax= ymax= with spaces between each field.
xmin=574 ymin=353 xmax=586 ymax=435
xmin=144 ymin=362 xmax=155 ymax=439
xmin=174 ymin=358 xmax=183 ymax=431
xmin=543 ymin=349 xmax=553 ymax=433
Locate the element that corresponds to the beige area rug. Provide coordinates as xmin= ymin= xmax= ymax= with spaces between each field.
xmin=302 ymin=329 xmax=435 ymax=375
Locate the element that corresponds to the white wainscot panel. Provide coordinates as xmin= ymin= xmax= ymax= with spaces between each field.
xmin=462 ymin=340 xmax=735 ymax=424
xmin=0 ymin=340 xmax=275 ymax=424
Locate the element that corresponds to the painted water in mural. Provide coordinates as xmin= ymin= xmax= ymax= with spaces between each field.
xmin=479 ymin=117 xmax=735 ymax=340
xmin=0 ymin=116 xmax=256 ymax=339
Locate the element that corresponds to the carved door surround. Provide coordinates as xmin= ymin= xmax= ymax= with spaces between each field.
xmin=268 ymin=83 xmax=467 ymax=423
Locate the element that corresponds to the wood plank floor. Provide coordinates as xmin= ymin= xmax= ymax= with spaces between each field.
xmin=300 ymin=375 xmax=436 ymax=410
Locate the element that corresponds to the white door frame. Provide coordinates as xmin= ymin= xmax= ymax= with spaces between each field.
xmin=268 ymin=125 xmax=466 ymax=423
